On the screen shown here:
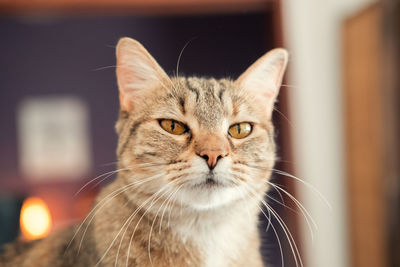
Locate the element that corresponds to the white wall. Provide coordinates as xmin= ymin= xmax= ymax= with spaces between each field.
xmin=281 ymin=1 xmax=375 ymax=267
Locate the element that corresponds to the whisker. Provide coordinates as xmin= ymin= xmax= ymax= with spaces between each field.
xmin=73 ymin=167 xmax=132 ymax=197
xmin=268 ymin=181 xmax=317 ymax=228
xmin=266 ymin=194 xmax=295 ymax=212
xmin=272 ymin=106 xmax=293 ymax=129
xmin=147 ymin=190 xmax=174 ymax=267
xmin=114 ymin=185 xmax=172 ymax=267
xmin=272 ymin=169 xmax=331 ymax=209
xmin=268 ymin=180 xmax=286 ymax=204
xmin=240 ymin=183 xmax=285 ymax=267
xmin=241 ymin=182 xmax=303 ymax=267
xmin=281 ymin=83 xmax=298 ymax=88
xmin=175 ymin=37 xmax=197 ymax=80
xmin=158 ymin=184 xmax=183 ymax=233
xmin=238 ymin=166 xmax=330 ymax=210
xmin=148 ymin=184 xmax=183 ymax=266
xmin=267 ymin=181 xmax=317 ymax=241
xmin=124 ymin=181 xmax=179 ymax=267
xmin=167 ymin=184 xmax=182 ymax=229
xmin=229 ymin=170 xmax=278 ymax=232
xmin=74 ymin=162 xmax=165 ymax=197
xmin=92 ymin=65 xmax=117 ymax=71
xmin=97 ymin=181 xmax=174 ymax=267
xmin=80 ymin=176 xmax=162 ymax=255
xmin=264 ymin=201 xmax=302 ymax=267
xmin=113 ymin=199 xmax=135 ymax=267
xmin=93 ymin=163 xmax=168 ymax=189
xmin=99 ymin=161 xmax=119 ymax=167
xmin=66 ymin=174 xmax=162 ymax=255
xmin=241 ymin=164 xmax=270 ymax=171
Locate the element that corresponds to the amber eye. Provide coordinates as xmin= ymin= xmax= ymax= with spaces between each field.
xmin=159 ymin=119 xmax=187 ymax=135
xmin=228 ymin=122 xmax=252 ymax=139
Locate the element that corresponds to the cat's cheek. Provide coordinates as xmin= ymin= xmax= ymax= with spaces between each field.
xmin=119 ymin=152 xmax=135 ymax=167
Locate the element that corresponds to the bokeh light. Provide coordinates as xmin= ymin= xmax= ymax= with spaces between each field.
xmin=20 ymin=197 xmax=52 ymax=240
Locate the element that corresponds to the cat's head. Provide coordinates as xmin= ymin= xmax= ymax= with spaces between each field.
xmin=114 ymin=37 xmax=288 ymax=210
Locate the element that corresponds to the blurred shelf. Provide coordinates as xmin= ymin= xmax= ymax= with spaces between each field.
xmin=0 ymin=0 xmax=273 ymax=15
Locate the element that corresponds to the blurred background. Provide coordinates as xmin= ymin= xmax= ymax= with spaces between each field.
xmin=0 ymin=0 xmax=398 ymax=267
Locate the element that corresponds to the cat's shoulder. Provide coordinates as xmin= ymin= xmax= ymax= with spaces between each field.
xmin=0 ymin=225 xmax=96 ymax=267
xmin=0 ymin=238 xmax=41 ymax=266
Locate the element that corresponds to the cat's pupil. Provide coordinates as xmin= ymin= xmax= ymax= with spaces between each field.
xmin=237 ymin=124 xmax=241 ymax=134
xmin=171 ymin=121 xmax=175 ymax=131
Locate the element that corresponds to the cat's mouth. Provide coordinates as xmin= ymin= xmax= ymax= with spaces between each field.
xmin=202 ymin=177 xmax=220 ymax=187
xmin=190 ymin=173 xmax=226 ymax=189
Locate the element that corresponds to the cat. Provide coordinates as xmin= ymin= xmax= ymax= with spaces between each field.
xmin=0 ymin=37 xmax=288 ymax=267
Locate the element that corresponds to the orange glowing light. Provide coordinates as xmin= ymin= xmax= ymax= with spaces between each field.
xmin=20 ymin=197 xmax=52 ymax=240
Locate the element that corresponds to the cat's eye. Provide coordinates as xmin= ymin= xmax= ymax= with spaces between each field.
xmin=159 ymin=119 xmax=187 ymax=135
xmin=228 ymin=122 xmax=252 ymax=139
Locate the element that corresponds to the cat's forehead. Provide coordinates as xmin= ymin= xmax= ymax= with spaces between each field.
xmin=172 ymin=77 xmax=241 ymax=129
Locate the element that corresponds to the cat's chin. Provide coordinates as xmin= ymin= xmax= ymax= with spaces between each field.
xmin=177 ymin=185 xmax=241 ymax=211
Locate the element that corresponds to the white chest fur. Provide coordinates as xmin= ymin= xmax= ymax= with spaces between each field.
xmin=173 ymin=205 xmax=257 ymax=267
xmin=200 ymin=222 xmax=245 ymax=267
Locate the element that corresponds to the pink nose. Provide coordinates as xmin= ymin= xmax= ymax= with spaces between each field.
xmin=199 ymin=149 xmax=229 ymax=169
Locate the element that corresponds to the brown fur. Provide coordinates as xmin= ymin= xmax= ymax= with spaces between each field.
xmin=0 ymin=38 xmax=288 ymax=267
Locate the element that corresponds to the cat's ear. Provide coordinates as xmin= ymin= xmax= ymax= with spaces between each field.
xmin=116 ymin=37 xmax=169 ymax=112
xmin=236 ymin=48 xmax=288 ymax=115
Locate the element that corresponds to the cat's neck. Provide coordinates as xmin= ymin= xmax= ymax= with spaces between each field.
xmin=171 ymin=202 xmax=261 ymax=267
xmin=92 ymin=180 xmax=262 ymax=267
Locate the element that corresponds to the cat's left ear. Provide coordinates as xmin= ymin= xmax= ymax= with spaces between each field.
xmin=116 ymin=37 xmax=170 ymax=112
xmin=236 ymin=48 xmax=288 ymax=115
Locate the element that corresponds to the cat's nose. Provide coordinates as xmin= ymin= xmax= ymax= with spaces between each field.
xmin=199 ymin=149 xmax=229 ymax=169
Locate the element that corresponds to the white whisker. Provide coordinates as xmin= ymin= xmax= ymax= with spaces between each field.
xmin=241 ymin=182 xmax=303 ymax=267
xmin=97 ymin=181 xmax=173 ymax=267
xmin=124 ymin=182 xmax=178 ymax=267
xmin=113 ymin=183 xmax=172 ymax=267
xmin=175 ymin=38 xmax=196 ymax=80
xmin=240 ymin=182 xmax=285 ymax=267
xmin=147 ymin=184 xmax=183 ymax=266
xmin=66 ymin=173 xmax=162 ymax=255
xmin=92 ymin=65 xmax=117 ymax=71
xmin=74 ymin=167 xmax=132 ymax=197
xmin=267 ymin=181 xmax=317 ymax=241
xmin=158 ymin=184 xmax=183 ymax=233
xmin=272 ymin=169 xmax=331 ymax=209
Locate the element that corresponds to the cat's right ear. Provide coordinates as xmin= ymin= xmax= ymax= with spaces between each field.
xmin=235 ymin=48 xmax=288 ymax=116
xmin=116 ymin=37 xmax=169 ymax=112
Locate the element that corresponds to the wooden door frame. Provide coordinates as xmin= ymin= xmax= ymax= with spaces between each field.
xmin=343 ymin=4 xmax=388 ymax=267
